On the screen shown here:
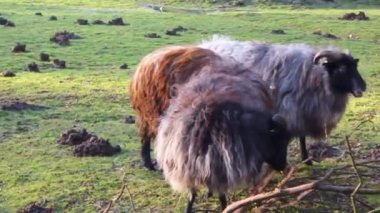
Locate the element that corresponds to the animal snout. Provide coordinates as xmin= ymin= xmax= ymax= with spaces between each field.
xmin=352 ymin=89 xmax=363 ymax=97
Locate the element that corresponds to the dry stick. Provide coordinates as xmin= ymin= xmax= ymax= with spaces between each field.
xmin=254 ymin=158 xmax=312 ymax=212
xmin=223 ymin=169 xmax=335 ymax=213
xmin=223 ymin=168 xmax=380 ymax=213
xmin=345 ymin=135 xmax=363 ymax=213
xmin=102 ymin=172 xmax=136 ymax=213
xmin=367 ymin=206 xmax=380 ymax=213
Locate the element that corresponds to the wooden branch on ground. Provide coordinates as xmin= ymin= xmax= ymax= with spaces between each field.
xmin=223 ymin=166 xmax=380 ymax=213
xmin=102 ymin=172 xmax=136 ymax=213
xmin=345 ymin=135 xmax=363 ymax=213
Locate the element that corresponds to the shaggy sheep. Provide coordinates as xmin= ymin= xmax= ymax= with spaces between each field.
xmin=155 ymin=72 xmax=292 ymax=212
xmin=199 ymin=35 xmax=367 ymax=164
xmin=130 ymin=46 xmax=243 ymax=170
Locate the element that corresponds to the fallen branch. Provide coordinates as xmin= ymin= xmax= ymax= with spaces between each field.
xmin=223 ymin=167 xmax=380 ymax=213
xmin=102 ymin=172 xmax=136 ymax=213
xmin=222 ymin=169 xmax=335 ymax=213
xmin=345 ymin=135 xmax=363 ymax=213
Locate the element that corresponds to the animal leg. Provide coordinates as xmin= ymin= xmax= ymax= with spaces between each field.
xmin=141 ymin=135 xmax=155 ymax=170
xmin=219 ymin=194 xmax=227 ymax=210
xmin=299 ymin=136 xmax=312 ymax=165
xmin=185 ymin=190 xmax=196 ymax=213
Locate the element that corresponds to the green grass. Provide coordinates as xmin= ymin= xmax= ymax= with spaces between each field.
xmin=1 ymin=1 xmax=380 ymax=212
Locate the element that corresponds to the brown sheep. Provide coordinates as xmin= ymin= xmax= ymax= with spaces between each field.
xmin=130 ymin=46 xmax=239 ymax=170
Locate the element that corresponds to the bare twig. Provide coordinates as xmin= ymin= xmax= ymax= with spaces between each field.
xmin=102 ymin=172 xmax=136 ymax=213
xmin=223 ymin=166 xmax=380 ymax=213
xmin=223 ymin=169 xmax=335 ymax=213
xmin=250 ymin=168 xmax=276 ymax=195
xmin=351 ymin=112 xmax=375 ymax=133
xmin=345 ymin=135 xmax=363 ymax=213
xmin=314 ymin=184 xmax=380 ymax=194
xmin=367 ymin=206 xmax=380 ymax=213
xmin=277 ymin=166 xmax=297 ymax=189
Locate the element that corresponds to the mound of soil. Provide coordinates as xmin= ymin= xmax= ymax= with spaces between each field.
xmin=49 ymin=16 xmax=57 ymax=21
xmin=2 ymin=70 xmax=15 ymax=77
xmin=307 ymin=141 xmax=344 ymax=162
xmin=0 ymin=99 xmax=45 ymax=111
xmin=40 ymin=52 xmax=50 ymax=62
xmin=50 ymin=31 xmax=80 ymax=46
xmin=4 ymin=20 xmax=15 ymax=27
xmin=26 ymin=62 xmax=40 ymax=72
xmin=77 ymin=19 xmax=89 ymax=25
xmin=340 ymin=11 xmax=369 ymax=21
xmin=108 ymin=17 xmax=127 ymax=26
xmin=53 ymin=59 xmax=66 ymax=68
xmin=73 ymin=136 xmax=121 ymax=157
xmin=92 ymin=19 xmax=105 ymax=25
xmin=16 ymin=202 xmax=53 ymax=213
xmin=57 ymin=128 xmax=91 ymax=145
xmin=173 ymin=25 xmax=187 ymax=32
xmin=313 ymin=31 xmax=340 ymax=39
xmin=35 ymin=12 xmax=43 ymax=16
xmin=271 ymin=29 xmax=285 ymax=34
xmin=363 ymin=145 xmax=380 ymax=160
xmin=166 ymin=29 xmax=179 ymax=36
xmin=0 ymin=16 xmax=7 ymax=25
xmin=144 ymin=33 xmax=161 ymax=38
xmin=12 ymin=43 xmax=26 ymax=52
xmin=231 ymin=0 xmax=245 ymax=6
xmin=165 ymin=26 xmax=187 ymax=36
xmin=124 ymin=115 xmax=135 ymax=124
xmin=58 ymin=128 xmax=121 ymax=156
xmin=120 ymin=63 xmax=128 ymax=69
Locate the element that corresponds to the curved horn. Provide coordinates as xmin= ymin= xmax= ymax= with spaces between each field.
xmin=313 ymin=50 xmax=342 ymax=65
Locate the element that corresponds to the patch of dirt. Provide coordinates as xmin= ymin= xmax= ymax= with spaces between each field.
xmin=144 ymin=33 xmax=161 ymax=38
xmin=4 ymin=20 xmax=15 ymax=27
xmin=230 ymin=0 xmax=245 ymax=6
xmin=12 ymin=43 xmax=26 ymax=52
xmin=58 ymin=128 xmax=121 ymax=156
xmin=1 ymin=17 xmax=15 ymax=27
xmin=165 ymin=26 xmax=187 ymax=36
xmin=50 ymin=31 xmax=80 ymax=46
xmin=124 ymin=115 xmax=135 ymax=124
xmin=40 ymin=53 xmax=50 ymax=62
xmin=340 ymin=11 xmax=369 ymax=21
xmin=73 ymin=136 xmax=121 ymax=157
xmin=0 ymin=99 xmax=45 ymax=111
xmin=2 ymin=70 xmax=15 ymax=77
xmin=271 ymin=29 xmax=285 ymax=34
xmin=313 ymin=31 xmax=340 ymax=39
xmin=35 ymin=12 xmax=43 ymax=16
xmin=92 ymin=19 xmax=105 ymax=25
xmin=108 ymin=17 xmax=127 ymax=26
xmin=25 ymin=62 xmax=40 ymax=72
xmin=166 ymin=29 xmax=179 ymax=36
xmin=120 ymin=63 xmax=128 ymax=69
xmin=16 ymin=202 xmax=53 ymax=213
xmin=0 ymin=16 xmax=7 ymax=25
xmin=53 ymin=59 xmax=66 ymax=68
xmin=57 ymin=128 xmax=91 ymax=145
xmin=77 ymin=18 xmax=89 ymax=25
xmin=307 ymin=141 xmax=344 ymax=162
xmin=49 ymin=16 xmax=57 ymax=21
xmin=362 ymin=145 xmax=380 ymax=160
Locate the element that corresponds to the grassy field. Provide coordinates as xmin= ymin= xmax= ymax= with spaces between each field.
xmin=1 ymin=0 xmax=380 ymax=212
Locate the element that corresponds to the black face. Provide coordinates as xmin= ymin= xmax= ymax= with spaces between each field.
xmin=241 ymin=113 xmax=292 ymax=172
xmin=323 ymin=54 xmax=367 ymax=97
xmin=265 ymin=115 xmax=292 ymax=171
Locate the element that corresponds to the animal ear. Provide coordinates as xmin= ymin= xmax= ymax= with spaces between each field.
xmin=313 ymin=50 xmax=342 ymax=65
xmin=269 ymin=114 xmax=287 ymax=133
